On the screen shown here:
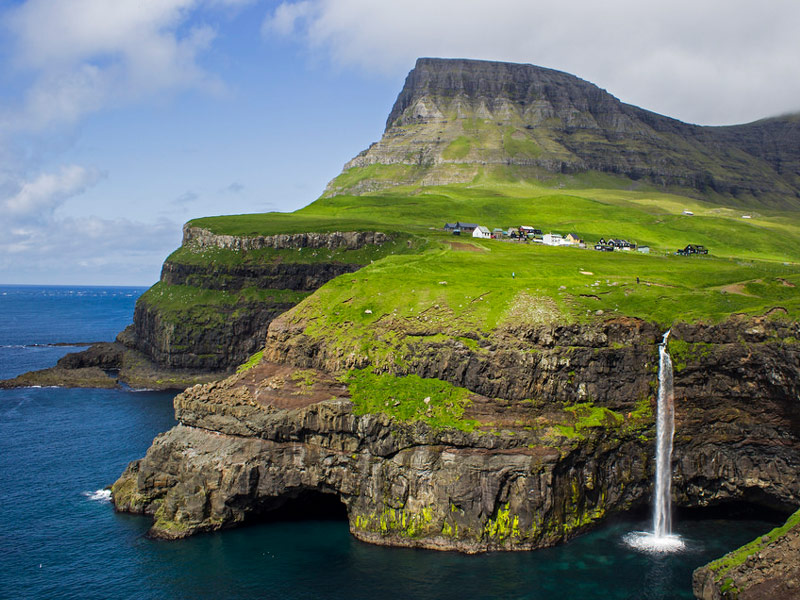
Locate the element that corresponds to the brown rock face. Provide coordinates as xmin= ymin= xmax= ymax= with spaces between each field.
xmin=112 ymin=317 xmax=800 ymax=553
xmin=692 ymin=509 xmax=800 ymax=600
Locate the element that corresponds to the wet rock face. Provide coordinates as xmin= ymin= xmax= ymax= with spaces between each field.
xmin=112 ymin=318 xmax=800 ymax=553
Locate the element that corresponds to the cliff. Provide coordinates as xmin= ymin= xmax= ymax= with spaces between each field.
xmin=327 ymin=58 xmax=800 ymax=209
xmin=693 ymin=508 xmax=800 ymax=599
xmin=111 ymin=316 xmax=800 ymax=551
xmin=0 ymin=227 xmax=398 ymax=389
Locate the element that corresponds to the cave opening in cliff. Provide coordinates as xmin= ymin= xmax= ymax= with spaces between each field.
xmin=251 ymin=489 xmax=349 ymax=524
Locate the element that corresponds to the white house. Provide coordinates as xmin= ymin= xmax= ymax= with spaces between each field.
xmin=543 ymin=233 xmax=567 ymax=246
xmin=472 ymin=226 xmax=492 ymax=239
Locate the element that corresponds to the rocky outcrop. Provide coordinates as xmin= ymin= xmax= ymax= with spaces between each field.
xmin=0 ymin=341 xmax=222 ymax=390
xmin=111 ymin=316 xmax=800 ymax=552
xmin=159 ymin=260 xmax=361 ymax=292
xmin=329 ymin=58 xmax=800 ymax=209
xmin=124 ymin=229 xmax=391 ymax=371
xmin=129 ymin=296 xmax=294 ymax=371
xmin=182 ymin=226 xmax=389 ymax=252
xmin=693 ymin=508 xmax=800 ymax=600
xmin=112 ymin=361 xmax=651 ymax=549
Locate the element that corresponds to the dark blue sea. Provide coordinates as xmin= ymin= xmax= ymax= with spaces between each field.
xmin=0 ymin=285 xmax=780 ymax=599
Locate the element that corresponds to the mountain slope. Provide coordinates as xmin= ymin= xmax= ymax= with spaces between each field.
xmin=326 ymin=58 xmax=800 ymax=209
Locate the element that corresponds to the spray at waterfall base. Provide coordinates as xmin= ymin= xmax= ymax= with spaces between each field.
xmin=625 ymin=331 xmax=686 ymax=553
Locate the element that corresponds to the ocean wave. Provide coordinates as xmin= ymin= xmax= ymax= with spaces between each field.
xmin=83 ymin=489 xmax=112 ymax=502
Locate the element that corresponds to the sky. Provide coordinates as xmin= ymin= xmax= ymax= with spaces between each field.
xmin=1 ymin=0 xmax=798 ymax=286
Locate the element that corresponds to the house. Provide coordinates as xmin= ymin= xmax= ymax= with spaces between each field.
xmin=594 ymin=238 xmax=614 ymax=252
xmin=565 ymin=233 xmax=583 ymax=245
xmin=444 ymin=222 xmax=478 ymax=233
xmin=473 ymin=226 xmax=492 ymax=239
xmin=677 ymin=244 xmax=708 ymax=256
xmin=543 ymin=233 xmax=567 ymax=246
xmin=608 ymin=238 xmax=635 ymax=251
xmin=492 ymin=228 xmax=505 ymax=238
xmin=637 ymin=246 xmax=651 ymax=254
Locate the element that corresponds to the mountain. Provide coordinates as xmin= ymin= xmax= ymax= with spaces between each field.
xmin=8 ymin=59 xmax=800 ymax=596
xmin=326 ymin=58 xmax=800 ymax=210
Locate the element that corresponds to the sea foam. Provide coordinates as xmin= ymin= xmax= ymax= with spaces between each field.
xmin=84 ymin=489 xmax=112 ymax=502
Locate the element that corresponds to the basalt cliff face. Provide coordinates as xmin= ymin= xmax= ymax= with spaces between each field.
xmin=327 ymin=58 xmax=800 ymax=209
xmin=126 ymin=227 xmax=389 ymax=372
xmin=112 ymin=315 xmax=800 ymax=552
xmin=0 ymin=227 xmax=393 ymax=389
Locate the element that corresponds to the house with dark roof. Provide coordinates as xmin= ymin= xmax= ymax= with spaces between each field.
xmin=677 ymin=244 xmax=708 ymax=255
xmin=444 ymin=221 xmax=478 ymax=233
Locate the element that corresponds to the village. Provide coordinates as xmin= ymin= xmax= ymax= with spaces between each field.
xmin=443 ymin=221 xmax=709 ymax=256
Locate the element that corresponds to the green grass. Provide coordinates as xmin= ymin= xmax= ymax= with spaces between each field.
xmin=442 ymin=136 xmax=472 ymax=159
xmin=343 ymin=369 xmax=478 ymax=432
xmin=503 ymin=127 xmax=542 ymax=158
xmin=236 ymin=349 xmax=264 ymax=373
xmin=193 ymin=177 xmax=800 ymax=264
xmin=706 ymin=507 xmax=800 ymax=579
xmin=139 ymin=282 xmax=310 ymax=325
xmin=179 ymin=175 xmax=800 ymax=349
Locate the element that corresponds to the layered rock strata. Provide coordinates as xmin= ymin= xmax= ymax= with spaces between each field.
xmin=328 ymin=58 xmax=800 ymax=208
xmin=127 ymin=228 xmax=389 ymax=371
xmin=112 ymin=317 xmax=800 ymax=552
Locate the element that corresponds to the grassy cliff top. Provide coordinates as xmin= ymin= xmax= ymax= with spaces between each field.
xmin=183 ymin=174 xmax=800 ymax=329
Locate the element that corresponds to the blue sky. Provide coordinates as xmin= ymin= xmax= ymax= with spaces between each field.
xmin=1 ymin=0 xmax=799 ymax=285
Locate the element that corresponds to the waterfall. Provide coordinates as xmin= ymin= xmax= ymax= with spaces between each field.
xmin=624 ymin=330 xmax=685 ymax=552
xmin=653 ymin=330 xmax=675 ymax=538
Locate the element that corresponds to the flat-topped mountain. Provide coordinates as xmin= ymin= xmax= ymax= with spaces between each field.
xmin=328 ymin=58 xmax=800 ymax=209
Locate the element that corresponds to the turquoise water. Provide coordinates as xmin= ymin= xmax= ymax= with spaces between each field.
xmin=0 ymin=285 xmax=781 ymax=599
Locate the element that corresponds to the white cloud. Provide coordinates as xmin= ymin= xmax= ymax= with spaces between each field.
xmin=2 ymin=165 xmax=104 ymax=221
xmin=2 ymin=0 xmax=224 ymax=131
xmin=263 ymin=0 xmax=800 ymax=125
xmin=262 ymin=0 xmax=313 ymax=36
xmin=0 ymin=214 xmax=181 ymax=285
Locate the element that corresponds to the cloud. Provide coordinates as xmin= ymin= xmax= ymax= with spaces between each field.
xmin=2 ymin=165 xmax=104 ymax=222
xmin=223 ymin=182 xmax=244 ymax=194
xmin=2 ymin=0 xmax=223 ymax=131
xmin=263 ymin=0 xmax=800 ymax=125
xmin=173 ymin=190 xmax=200 ymax=206
xmin=262 ymin=0 xmax=314 ymax=36
xmin=0 ymin=214 xmax=181 ymax=285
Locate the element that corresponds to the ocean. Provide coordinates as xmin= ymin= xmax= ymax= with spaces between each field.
xmin=0 ymin=285 xmax=780 ymax=599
